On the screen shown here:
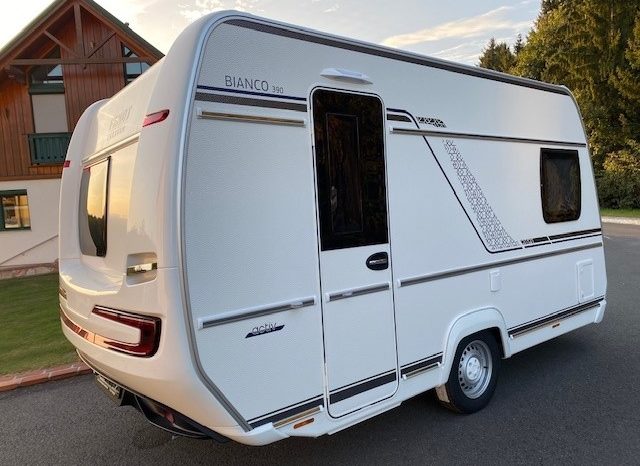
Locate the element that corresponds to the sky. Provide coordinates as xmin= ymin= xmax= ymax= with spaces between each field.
xmin=0 ymin=0 xmax=540 ymax=65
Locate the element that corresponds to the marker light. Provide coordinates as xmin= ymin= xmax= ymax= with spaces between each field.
xmin=142 ymin=109 xmax=170 ymax=127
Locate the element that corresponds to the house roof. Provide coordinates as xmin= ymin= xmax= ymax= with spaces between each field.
xmin=0 ymin=0 xmax=163 ymax=70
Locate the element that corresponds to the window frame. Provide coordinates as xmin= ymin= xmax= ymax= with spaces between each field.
xmin=0 ymin=190 xmax=31 ymax=231
xmin=540 ymin=148 xmax=582 ymax=224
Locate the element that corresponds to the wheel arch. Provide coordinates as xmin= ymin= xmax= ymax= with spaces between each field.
xmin=438 ymin=307 xmax=511 ymax=385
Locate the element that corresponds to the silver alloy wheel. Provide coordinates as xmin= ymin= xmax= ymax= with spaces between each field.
xmin=458 ymin=339 xmax=493 ymax=399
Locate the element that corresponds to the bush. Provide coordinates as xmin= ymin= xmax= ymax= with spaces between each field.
xmin=596 ymin=143 xmax=640 ymax=209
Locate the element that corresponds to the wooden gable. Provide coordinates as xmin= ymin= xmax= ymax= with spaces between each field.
xmin=0 ymin=0 xmax=163 ymax=181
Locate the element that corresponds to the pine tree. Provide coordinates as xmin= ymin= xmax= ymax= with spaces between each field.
xmin=478 ymin=38 xmax=516 ymax=73
xmin=513 ymin=1 xmax=640 ymax=168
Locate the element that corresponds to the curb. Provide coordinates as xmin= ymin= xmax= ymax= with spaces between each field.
xmin=0 ymin=362 xmax=92 ymax=393
xmin=601 ymin=216 xmax=640 ymax=226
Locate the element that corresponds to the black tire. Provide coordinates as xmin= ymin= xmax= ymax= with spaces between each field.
xmin=436 ymin=331 xmax=501 ymax=414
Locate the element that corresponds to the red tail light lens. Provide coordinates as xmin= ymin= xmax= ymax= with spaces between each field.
xmin=60 ymin=306 xmax=161 ymax=357
xmin=92 ymin=307 xmax=161 ymax=357
xmin=142 ymin=109 xmax=169 ymax=127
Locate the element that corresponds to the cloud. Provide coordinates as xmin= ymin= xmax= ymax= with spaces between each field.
xmin=178 ymin=0 xmax=261 ymax=23
xmin=323 ymin=3 xmax=339 ymax=13
xmin=431 ymin=40 xmax=487 ymax=65
xmin=381 ymin=6 xmax=532 ymax=48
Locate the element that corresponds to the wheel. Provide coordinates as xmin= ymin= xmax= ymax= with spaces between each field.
xmin=435 ymin=331 xmax=500 ymax=413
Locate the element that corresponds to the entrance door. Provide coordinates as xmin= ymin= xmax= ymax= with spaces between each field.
xmin=312 ymin=89 xmax=398 ymax=417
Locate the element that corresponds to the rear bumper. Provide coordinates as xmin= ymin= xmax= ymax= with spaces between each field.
xmin=79 ymin=351 xmax=228 ymax=441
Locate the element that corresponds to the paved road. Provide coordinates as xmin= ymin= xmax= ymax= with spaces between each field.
xmin=2 ymin=223 xmax=639 ymax=465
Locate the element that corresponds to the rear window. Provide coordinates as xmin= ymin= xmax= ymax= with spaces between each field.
xmin=79 ymin=159 xmax=109 ymax=257
xmin=540 ymin=149 xmax=581 ymax=223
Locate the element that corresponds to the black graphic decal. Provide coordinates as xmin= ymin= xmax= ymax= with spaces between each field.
xmin=443 ymin=139 xmax=519 ymax=251
xmin=245 ymin=323 xmax=285 ymax=338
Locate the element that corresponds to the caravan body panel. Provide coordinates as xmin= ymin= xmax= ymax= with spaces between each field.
xmin=59 ymin=11 xmax=607 ymax=445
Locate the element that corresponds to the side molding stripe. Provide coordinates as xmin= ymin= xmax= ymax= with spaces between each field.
xmin=329 ymin=371 xmax=397 ymax=404
xmin=249 ymin=395 xmax=324 ymax=428
xmin=509 ymin=297 xmax=605 ymax=337
xmin=194 ymin=91 xmax=308 ymax=112
xmin=391 ymin=127 xmax=587 ymax=148
xmin=199 ymin=297 xmax=315 ymax=329
xmin=398 ymin=242 xmax=603 ymax=287
xmin=400 ymin=353 xmax=443 ymax=379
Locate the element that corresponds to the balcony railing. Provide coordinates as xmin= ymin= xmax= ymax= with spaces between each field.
xmin=28 ymin=132 xmax=72 ymax=165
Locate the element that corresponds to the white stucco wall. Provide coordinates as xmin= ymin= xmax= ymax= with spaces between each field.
xmin=0 ymin=178 xmax=60 ymax=268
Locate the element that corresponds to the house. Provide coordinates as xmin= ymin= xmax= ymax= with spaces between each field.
xmin=0 ymin=0 xmax=163 ymax=277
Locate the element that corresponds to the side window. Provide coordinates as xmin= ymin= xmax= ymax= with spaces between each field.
xmin=313 ymin=90 xmax=388 ymax=250
xmin=0 ymin=190 xmax=31 ymax=230
xmin=79 ymin=159 xmax=109 ymax=257
xmin=540 ymin=149 xmax=581 ymax=223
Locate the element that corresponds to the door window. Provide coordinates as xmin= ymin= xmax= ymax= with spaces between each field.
xmin=313 ymin=90 xmax=388 ymax=251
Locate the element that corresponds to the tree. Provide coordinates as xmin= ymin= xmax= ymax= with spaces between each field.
xmin=611 ymin=14 xmax=640 ymax=144
xmin=478 ymin=37 xmax=516 ymax=73
xmin=513 ymin=1 xmax=640 ymax=169
xmin=513 ymin=34 xmax=525 ymax=56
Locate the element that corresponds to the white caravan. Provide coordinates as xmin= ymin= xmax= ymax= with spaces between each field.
xmin=58 ymin=11 xmax=607 ymax=445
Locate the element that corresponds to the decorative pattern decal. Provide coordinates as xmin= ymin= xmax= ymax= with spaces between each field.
xmin=443 ymin=139 xmax=520 ymax=251
xmin=417 ymin=116 xmax=447 ymax=128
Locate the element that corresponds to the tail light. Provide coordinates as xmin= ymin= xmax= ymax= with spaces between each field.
xmin=60 ymin=306 xmax=161 ymax=357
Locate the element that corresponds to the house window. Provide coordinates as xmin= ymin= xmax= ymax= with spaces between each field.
xmin=29 ymin=47 xmax=64 ymax=94
xmin=540 ymin=149 xmax=581 ymax=223
xmin=28 ymin=47 xmax=70 ymax=165
xmin=0 ymin=190 xmax=31 ymax=230
xmin=122 ymin=45 xmax=150 ymax=84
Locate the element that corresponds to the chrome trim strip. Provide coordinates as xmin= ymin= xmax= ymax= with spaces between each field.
xmin=509 ymin=297 xmax=604 ymax=338
xmin=249 ymin=395 xmax=324 ymax=428
xmin=273 ymin=406 xmax=322 ymax=429
xmin=400 ymin=353 xmax=443 ymax=379
xmin=402 ymin=362 xmax=440 ymax=380
xmin=327 ymin=282 xmax=390 ymax=302
xmin=391 ymin=127 xmax=587 ymax=148
xmin=126 ymin=262 xmax=157 ymax=276
xmin=197 ymin=109 xmax=306 ymax=127
xmin=398 ymin=243 xmax=603 ymax=288
xmin=199 ymin=297 xmax=316 ymax=329
xmin=82 ymin=133 xmax=139 ymax=165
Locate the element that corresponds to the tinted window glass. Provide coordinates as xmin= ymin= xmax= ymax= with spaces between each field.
xmin=79 ymin=160 xmax=109 ymax=256
xmin=540 ymin=149 xmax=581 ymax=223
xmin=313 ymin=90 xmax=388 ymax=250
xmin=327 ymin=113 xmax=363 ymax=235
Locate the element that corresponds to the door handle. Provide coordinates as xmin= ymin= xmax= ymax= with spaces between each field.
xmin=366 ymin=252 xmax=389 ymax=270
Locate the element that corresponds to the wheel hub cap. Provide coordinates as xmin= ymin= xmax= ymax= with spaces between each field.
xmin=465 ymin=357 xmax=482 ymax=381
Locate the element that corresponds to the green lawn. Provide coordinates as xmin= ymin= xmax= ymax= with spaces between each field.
xmin=600 ymin=208 xmax=640 ymax=218
xmin=0 ymin=273 xmax=77 ymax=375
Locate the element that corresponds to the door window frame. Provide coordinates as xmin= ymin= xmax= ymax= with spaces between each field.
xmin=310 ymin=87 xmax=391 ymax=251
